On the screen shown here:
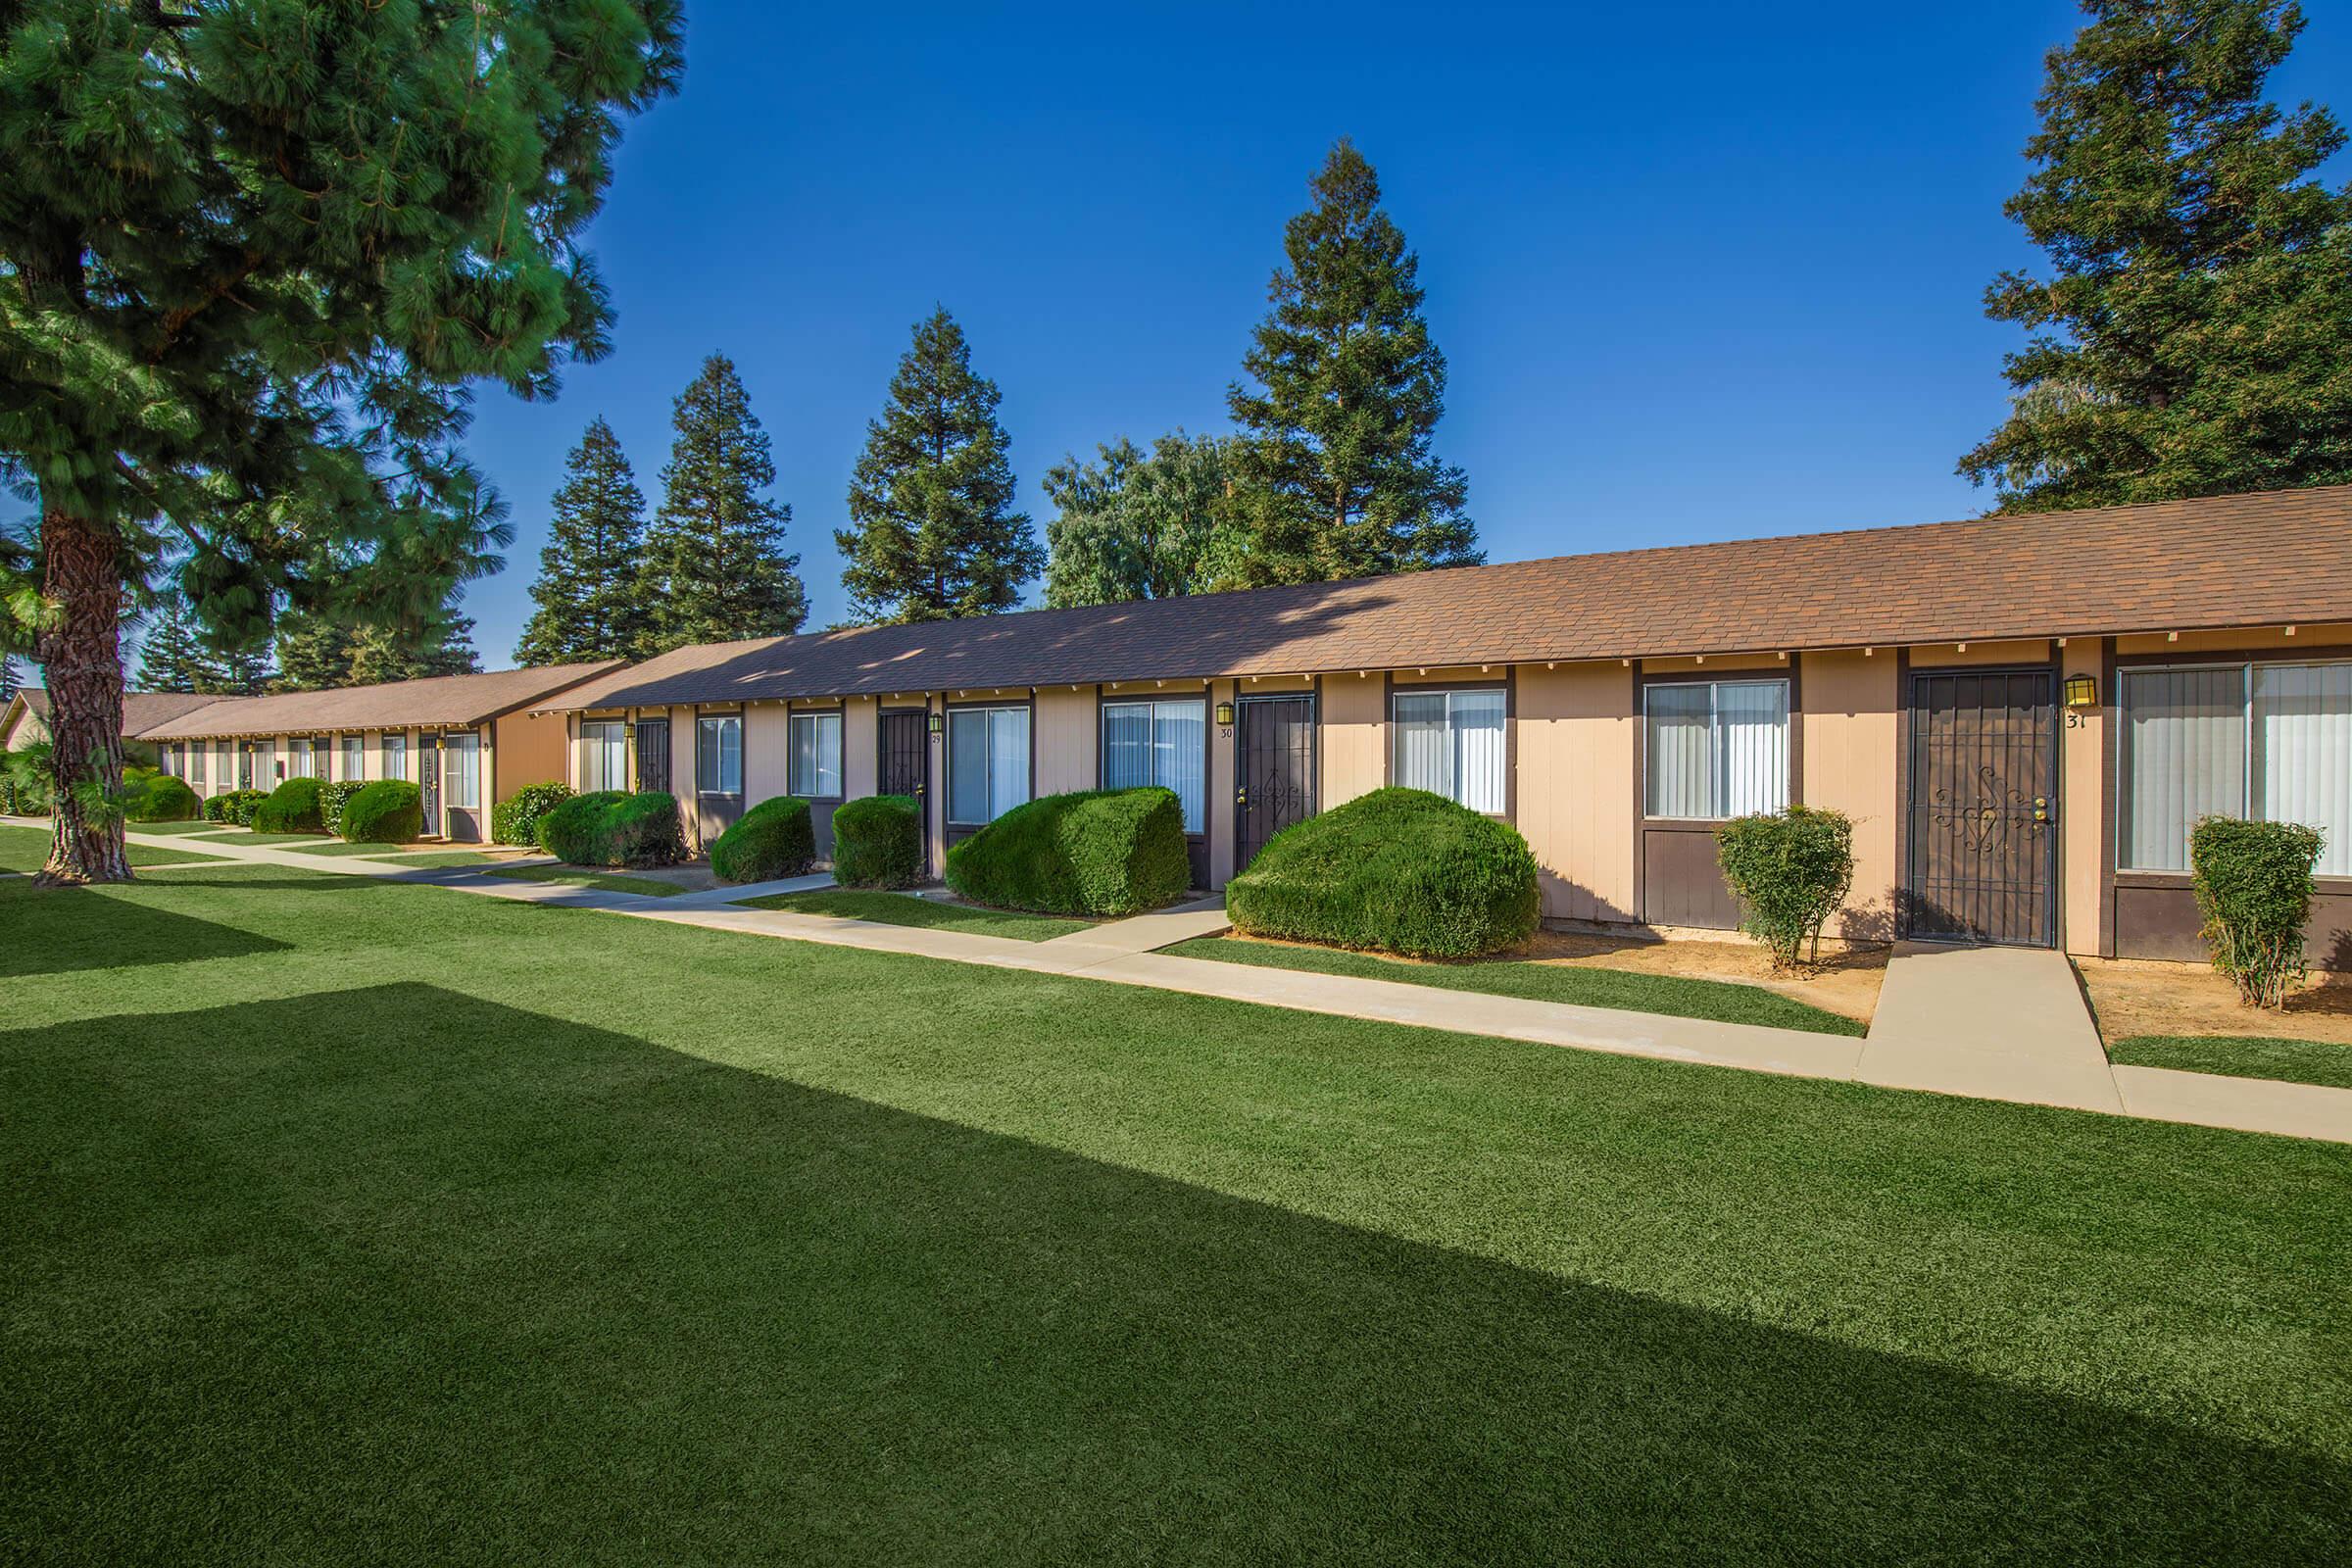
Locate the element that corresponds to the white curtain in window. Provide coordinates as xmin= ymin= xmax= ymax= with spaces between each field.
xmin=988 ymin=708 xmax=1029 ymax=820
xmin=1394 ymin=693 xmax=1451 ymax=796
xmin=445 ymin=732 xmax=481 ymax=808
xmin=1102 ymin=704 xmax=1151 ymax=791
xmin=383 ymin=735 xmax=408 ymax=783
xmin=949 ymin=710 xmax=989 ymax=824
xmin=1717 ymin=682 xmax=1788 ymax=816
xmin=2254 ymin=662 xmax=2352 ymax=876
xmin=581 ymin=723 xmax=626 ymax=792
xmin=342 ymin=736 xmax=365 ymax=781
xmin=2120 ymin=667 xmax=2246 ymax=871
xmin=1451 ymin=691 xmax=1506 ymax=813
xmin=1645 ymin=685 xmax=1713 ymax=817
xmin=791 ymin=712 xmax=843 ymax=797
xmin=1154 ymin=703 xmax=1205 ymax=831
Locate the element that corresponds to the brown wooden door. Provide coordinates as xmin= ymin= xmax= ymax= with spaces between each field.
xmin=1236 ymin=695 xmax=1315 ymax=874
xmin=1905 ymin=668 xmax=2057 ymax=946
xmin=879 ymin=709 xmax=928 ymax=803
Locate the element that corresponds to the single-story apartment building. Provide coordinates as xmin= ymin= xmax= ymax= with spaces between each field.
xmin=537 ymin=486 xmax=2352 ymax=968
xmin=139 ymin=662 xmax=621 ymax=841
xmin=1 ymin=689 xmax=221 ymax=765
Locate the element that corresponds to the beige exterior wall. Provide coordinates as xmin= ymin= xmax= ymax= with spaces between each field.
xmin=1797 ymin=650 xmax=1899 ymax=942
xmin=1317 ymin=673 xmax=1383 ymax=810
xmin=745 ymin=702 xmax=791 ymax=807
xmin=924 ymin=693 xmax=947 ymax=875
xmin=1206 ymin=679 xmax=1238 ymax=886
xmin=1907 ymin=638 xmax=2050 ymax=669
xmin=670 ymin=706 xmax=700 ymax=848
xmin=3 ymin=703 xmax=50 ymax=750
xmin=2113 ymin=622 xmax=2352 ymax=657
xmin=843 ymin=697 xmax=879 ymax=798
xmin=491 ymin=708 xmax=571 ymax=805
xmin=1034 ymin=686 xmax=1098 ymax=796
xmin=2059 ymin=639 xmax=2107 ymax=956
xmin=1516 ymin=661 xmax=1639 ymax=924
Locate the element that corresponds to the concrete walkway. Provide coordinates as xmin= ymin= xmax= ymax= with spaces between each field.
xmin=23 ymin=817 xmax=2350 ymax=1146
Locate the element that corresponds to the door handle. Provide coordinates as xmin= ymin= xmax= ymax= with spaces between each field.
xmin=2034 ymin=796 xmax=2049 ymax=822
xmin=1236 ymin=787 xmax=1248 ymax=807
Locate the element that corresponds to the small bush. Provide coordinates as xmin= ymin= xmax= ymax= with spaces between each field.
xmin=1226 ymin=787 xmax=1541 ymax=958
xmin=537 ymin=790 xmax=685 ymax=868
xmin=122 ymin=768 xmax=202 ymax=822
xmin=492 ymin=781 xmax=573 ymax=846
xmin=710 ymin=796 xmax=815 ymax=884
xmin=1 ymin=740 xmax=53 ymax=815
xmin=341 ymin=779 xmax=423 ymax=844
xmin=204 ymin=789 xmax=270 ymax=825
xmin=2191 ymin=816 xmax=2324 ymax=1008
xmin=833 ymin=794 xmax=923 ymax=888
xmin=946 ymin=787 xmax=1191 ymax=916
xmin=1714 ymin=805 xmax=1857 ymax=970
xmin=252 ymin=775 xmax=326 ymax=833
xmin=318 ymin=780 xmax=366 ymax=835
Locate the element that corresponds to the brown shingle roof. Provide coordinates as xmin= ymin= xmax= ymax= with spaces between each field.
xmin=140 ymin=662 xmax=625 ymax=740
xmin=14 ymin=689 xmax=224 ymax=737
xmin=545 ymin=486 xmax=2352 ymax=710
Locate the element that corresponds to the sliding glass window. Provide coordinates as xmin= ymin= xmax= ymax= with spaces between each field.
xmin=1643 ymin=679 xmax=1788 ymax=819
xmin=697 ymin=715 xmax=743 ymax=796
xmin=1102 ymin=699 xmax=1205 ymax=831
xmin=443 ymin=731 xmax=481 ymax=808
xmin=1393 ymin=689 xmax=1506 ymax=813
xmin=2120 ymin=662 xmax=2351 ymax=874
xmin=790 ymin=710 xmax=844 ymax=798
xmin=580 ymin=721 xmax=629 ymax=793
xmin=382 ymin=733 xmax=409 ymax=783
xmin=948 ymin=706 xmax=1030 ymax=826
xmin=341 ymin=735 xmax=365 ymax=781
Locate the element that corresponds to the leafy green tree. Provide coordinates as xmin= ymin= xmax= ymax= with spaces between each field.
xmin=637 ymin=356 xmax=808 ymax=655
xmin=0 ymin=652 xmax=18 ymax=705
xmin=1961 ymin=0 xmax=2352 ymax=509
xmin=839 ymin=309 xmax=1043 ymax=623
xmin=517 ymin=417 xmax=652 ymax=664
xmin=1044 ymin=432 xmax=1237 ymax=608
xmin=0 ymin=1 xmax=680 ymax=884
xmin=1222 ymin=139 xmax=1478 ymax=587
xmin=135 ymin=605 xmax=217 ymax=694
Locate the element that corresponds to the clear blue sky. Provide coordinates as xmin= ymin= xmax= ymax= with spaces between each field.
xmin=446 ymin=2 xmax=2348 ymax=662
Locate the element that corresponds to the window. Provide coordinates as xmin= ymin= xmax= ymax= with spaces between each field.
xmin=580 ymin=721 xmax=628 ymax=793
xmin=2120 ymin=662 xmax=2351 ymax=875
xmin=698 ymin=714 xmax=743 ymax=796
xmin=1103 ymin=699 xmax=1205 ymax=832
xmin=383 ymin=733 xmax=409 ymax=783
xmin=1393 ymin=689 xmax=1507 ymax=813
xmin=790 ymin=710 xmax=844 ymax=798
xmin=1643 ymin=679 xmax=1788 ymax=819
xmin=188 ymin=744 xmax=207 ymax=786
xmin=948 ymin=706 xmax=1030 ymax=825
xmin=342 ymin=735 xmax=365 ymax=781
xmin=444 ymin=731 xmax=481 ymax=809
xmin=287 ymin=737 xmax=315 ymax=779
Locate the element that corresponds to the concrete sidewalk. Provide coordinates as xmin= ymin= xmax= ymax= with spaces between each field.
xmin=29 ymin=817 xmax=2350 ymax=1146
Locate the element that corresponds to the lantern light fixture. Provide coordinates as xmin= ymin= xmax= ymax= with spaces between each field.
xmin=2063 ymin=673 xmax=2098 ymax=709
xmin=1213 ymin=700 xmax=1236 ymax=726
xmin=926 ymin=711 xmax=944 ymax=736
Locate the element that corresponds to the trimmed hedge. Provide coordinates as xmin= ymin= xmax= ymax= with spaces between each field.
xmin=204 ymin=789 xmax=269 ymax=825
xmin=253 ymin=775 xmax=326 ymax=833
xmin=2192 ymin=815 xmax=2325 ymax=1007
xmin=537 ymin=790 xmax=686 ymax=868
xmin=1714 ymin=805 xmax=1856 ymax=970
xmin=341 ymin=779 xmax=423 ymax=844
xmin=1226 ymin=787 xmax=1541 ymax=959
xmin=710 ymin=796 xmax=815 ymax=884
xmin=832 ymin=794 xmax=922 ymax=888
xmin=319 ymin=780 xmax=366 ymax=835
xmin=945 ymin=786 xmax=1189 ymax=916
xmin=492 ymin=781 xmax=573 ymax=846
xmin=122 ymin=767 xmax=202 ymax=822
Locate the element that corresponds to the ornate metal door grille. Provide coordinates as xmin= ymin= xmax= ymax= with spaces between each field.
xmin=1236 ymin=695 xmax=1315 ymax=874
xmin=1904 ymin=668 xmax=2057 ymax=947
xmin=879 ymin=710 xmax=928 ymax=802
xmin=634 ymin=719 xmax=670 ymax=794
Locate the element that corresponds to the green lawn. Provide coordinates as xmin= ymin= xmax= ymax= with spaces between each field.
xmin=124 ymin=819 xmax=235 ymax=835
xmin=1165 ymin=934 xmax=1868 ymax=1036
xmin=2 ymin=864 xmax=2346 ymax=1563
xmin=2110 ymin=1033 xmax=2352 ymax=1092
xmin=741 ymin=887 xmax=1091 ymax=941
xmin=485 ymin=865 xmax=688 ymax=898
xmin=0 ymin=824 xmax=220 ymax=872
xmin=278 ymin=839 xmax=429 ymax=857
xmin=370 ymin=850 xmax=496 ymax=868
xmin=180 ymin=829 xmax=331 ymax=846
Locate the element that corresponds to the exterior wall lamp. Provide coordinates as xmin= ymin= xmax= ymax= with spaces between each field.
xmin=2063 ymin=673 xmax=2098 ymax=708
xmin=1213 ymin=700 xmax=1236 ymax=726
xmin=927 ymin=711 xmax=944 ymax=736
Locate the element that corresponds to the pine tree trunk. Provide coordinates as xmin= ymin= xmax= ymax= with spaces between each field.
xmin=33 ymin=507 xmax=132 ymax=886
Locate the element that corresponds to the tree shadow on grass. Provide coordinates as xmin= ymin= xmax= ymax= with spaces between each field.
xmin=0 ymin=878 xmax=290 ymax=979
xmin=3 ymin=983 xmax=2343 ymax=1565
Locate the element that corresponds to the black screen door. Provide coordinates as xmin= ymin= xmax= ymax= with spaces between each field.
xmin=1236 ymin=695 xmax=1315 ymax=874
xmin=634 ymin=718 xmax=670 ymax=794
xmin=418 ymin=737 xmax=442 ymax=837
xmin=1905 ymin=668 xmax=2058 ymax=946
xmin=879 ymin=709 xmax=928 ymax=802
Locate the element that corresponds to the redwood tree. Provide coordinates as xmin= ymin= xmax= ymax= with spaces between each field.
xmin=0 ymin=1 xmax=680 ymax=883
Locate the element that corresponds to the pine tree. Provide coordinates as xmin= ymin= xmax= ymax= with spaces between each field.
xmin=1222 ymin=139 xmax=1478 ymax=587
xmin=272 ymin=612 xmax=361 ymax=693
xmin=1961 ymin=0 xmax=2352 ymax=509
xmin=197 ymin=642 xmax=274 ymax=698
xmin=637 ymin=356 xmax=808 ymax=655
xmin=1044 ymin=432 xmax=1236 ymax=608
xmin=351 ymin=612 xmax=480 ymax=684
xmin=516 ymin=418 xmax=652 ymax=664
xmin=135 ymin=606 xmax=218 ymax=694
xmin=839 ymin=310 xmax=1043 ymax=623
xmin=0 ymin=2 xmax=679 ymax=883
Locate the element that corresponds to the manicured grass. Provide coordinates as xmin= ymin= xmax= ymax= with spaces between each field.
xmin=124 ymin=819 xmax=235 ymax=835
xmin=485 ymin=865 xmax=687 ymax=898
xmin=278 ymin=839 xmax=431 ymax=857
xmin=1165 ymin=934 xmax=1868 ymax=1036
xmin=742 ymin=887 xmax=1092 ymax=941
xmin=2110 ymin=1033 xmax=2352 ymax=1092
xmin=2 ymin=864 xmax=2347 ymax=1562
xmin=182 ymin=829 xmax=331 ymax=846
xmin=0 ymin=825 xmax=221 ymax=872
xmin=371 ymin=850 xmax=496 ymax=868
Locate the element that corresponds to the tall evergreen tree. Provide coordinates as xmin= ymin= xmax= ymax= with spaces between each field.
xmin=0 ymin=1 xmax=679 ymax=884
xmin=351 ymin=612 xmax=480 ymax=684
xmin=516 ymin=418 xmax=653 ymax=664
xmin=1222 ymin=139 xmax=1478 ymax=587
xmin=197 ymin=641 xmax=273 ymax=698
xmin=271 ymin=612 xmax=361 ymax=693
xmin=135 ymin=606 xmax=217 ymax=694
xmin=637 ymin=356 xmax=808 ymax=655
xmin=1961 ymin=0 xmax=2352 ymax=509
xmin=1044 ymin=432 xmax=1237 ymax=608
xmin=838 ymin=310 xmax=1043 ymax=623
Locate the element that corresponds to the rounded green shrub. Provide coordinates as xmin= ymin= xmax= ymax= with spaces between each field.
xmin=832 ymin=794 xmax=922 ymax=888
xmin=1226 ymin=787 xmax=1541 ymax=959
xmin=204 ymin=789 xmax=270 ymax=825
xmin=341 ymin=779 xmax=424 ymax=844
xmin=945 ymin=787 xmax=1189 ymax=916
xmin=537 ymin=790 xmax=685 ymax=867
xmin=252 ymin=775 xmax=326 ymax=832
xmin=1714 ymin=805 xmax=1856 ymax=970
xmin=492 ymin=781 xmax=573 ymax=846
xmin=710 ymin=796 xmax=814 ymax=884
xmin=318 ymin=780 xmax=366 ymax=835
xmin=2191 ymin=815 xmax=2325 ymax=1007
xmin=123 ymin=769 xmax=201 ymax=822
